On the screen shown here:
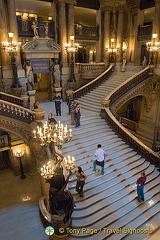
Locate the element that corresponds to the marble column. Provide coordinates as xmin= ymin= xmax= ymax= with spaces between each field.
xmin=67 ymin=0 xmax=75 ymax=66
xmin=7 ymin=0 xmax=18 ymax=42
xmin=0 ymin=0 xmax=12 ymax=78
xmin=96 ymin=9 xmax=102 ymax=62
xmin=57 ymin=0 xmax=67 ymax=66
xmin=103 ymin=8 xmax=110 ymax=64
xmin=67 ymin=0 xmax=75 ymax=43
xmin=133 ymin=9 xmax=144 ymax=65
xmin=51 ymin=1 xmax=58 ymax=43
xmin=116 ymin=7 xmax=124 ymax=63
xmin=153 ymin=0 xmax=160 ymax=74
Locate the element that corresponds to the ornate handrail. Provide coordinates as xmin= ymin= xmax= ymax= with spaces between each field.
xmin=0 ymin=99 xmax=34 ymax=123
xmin=0 ymin=92 xmax=24 ymax=106
xmin=102 ymin=66 xmax=160 ymax=168
xmin=73 ymin=64 xmax=114 ymax=99
xmin=108 ymin=66 xmax=151 ymax=105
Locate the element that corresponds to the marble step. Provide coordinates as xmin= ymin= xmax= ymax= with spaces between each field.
xmin=71 ymin=171 xmax=159 ymax=214
xmin=123 ymin=212 xmax=160 ymax=240
xmin=69 ymin=189 xmax=160 ymax=238
xmin=69 ymin=154 xmax=143 ymax=186
xmin=63 ymin=134 xmax=123 ymax=153
xmin=62 ymin=132 xmax=118 ymax=150
xmin=73 ymin=148 xmax=135 ymax=169
xmin=101 ymin=193 xmax=160 ymax=240
xmin=63 ymin=135 xmax=123 ymax=154
xmin=72 ymin=182 xmax=160 ymax=233
xmin=69 ymin=161 xmax=152 ymax=203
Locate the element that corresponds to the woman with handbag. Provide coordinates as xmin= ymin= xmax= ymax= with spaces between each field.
xmin=75 ymin=166 xmax=87 ymax=197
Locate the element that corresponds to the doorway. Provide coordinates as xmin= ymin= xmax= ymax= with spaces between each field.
xmin=0 ymin=151 xmax=10 ymax=170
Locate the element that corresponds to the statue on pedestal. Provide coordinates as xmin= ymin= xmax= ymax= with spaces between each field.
xmin=31 ymin=21 xmax=38 ymax=37
xmin=25 ymin=61 xmax=34 ymax=91
xmin=46 ymin=170 xmax=74 ymax=224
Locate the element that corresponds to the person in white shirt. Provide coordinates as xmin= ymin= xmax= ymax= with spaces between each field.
xmin=94 ymin=144 xmax=106 ymax=175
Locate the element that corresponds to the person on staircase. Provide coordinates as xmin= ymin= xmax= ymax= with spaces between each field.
xmin=70 ymin=101 xmax=76 ymax=125
xmin=75 ymin=166 xmax=87 ymax=197
xmin=75 ymin=103 xmax=81 ymax=128
xmin=136 ymin=171 xmax=147 ymax=202
xmin=93 ymin=144 xmax=106 ymax=175
xmin=53 ymin=93 xmax=62 ymax=116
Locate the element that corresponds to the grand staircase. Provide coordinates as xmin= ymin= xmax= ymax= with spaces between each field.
xmin=76 ymin=71 xmax=136 ymax=112
xmin=61 ymin=70 xmax=160 ymax=240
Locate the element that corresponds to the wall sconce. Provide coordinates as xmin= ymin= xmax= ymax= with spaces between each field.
xmin=122 ymin=42 xmax=127 ymax=53
xmin=14 ymin=149 xmax=26 ymax=179
xmin=146 ymin=33 xmax=160 ymax=65
xmin=2 ymin=32 xmax=21 ymax=88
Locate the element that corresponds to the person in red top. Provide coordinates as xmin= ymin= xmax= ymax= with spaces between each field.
xmin=136 ymin=171 xmax=147 ymax=202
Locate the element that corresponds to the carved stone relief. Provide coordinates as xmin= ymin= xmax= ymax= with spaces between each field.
xmin=0 ymin=116 xmax=48 ymax=167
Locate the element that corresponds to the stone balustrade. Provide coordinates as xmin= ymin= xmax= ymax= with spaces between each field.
xmin=0 ymin=92 xmax=24 ymax=106
xmin=0 ymin=99 xmax=34 ymax=123
xmin=78 ymin=63 xmax=105 ymax=72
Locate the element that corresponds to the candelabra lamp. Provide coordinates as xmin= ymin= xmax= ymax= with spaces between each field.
xmin=65 ymin=35 xmax=79 ymax=82
xmin=14 ymin=149 xmax=26 ymax=179
xmin=106 ymin=38 xmax=119 ymax=63
xmin=146 ymin=33 xmax=160 ymax=65
xmin=2 ymin=32 xmax=21 ymax=88
xmin=33 ymin=120 xmax=75 ymax=179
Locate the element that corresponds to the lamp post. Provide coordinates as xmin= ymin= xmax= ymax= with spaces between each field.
xmin=106 ymin=38 xmax=119 ymax=63
xmin=15 ymin=150 xmax=26 ymax=179
xmin=2 ymin=32 xmax=21 ymax=88
xmin=65 ymin=36 xmax=79 ymax=82
xmin=146 ymin=33 xmax=160 ymax=66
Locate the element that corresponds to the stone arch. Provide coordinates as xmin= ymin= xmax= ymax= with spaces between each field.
xmin=0 ymin=115 xmax=48 ymax=171
xmin=112 ymin=78 xmax=160 ymax=114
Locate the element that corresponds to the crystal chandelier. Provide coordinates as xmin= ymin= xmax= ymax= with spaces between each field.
xmin=33 ymin=121 xmax=75 ymax=179
xmin=33 ymin=120 xmax=73 ymax=148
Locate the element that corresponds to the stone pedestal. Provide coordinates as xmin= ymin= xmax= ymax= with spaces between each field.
xmin=53 ymin=87 xmax=62 ymax=97
xmin=21 ymin=94 xmax=29 ymax=108
xmin=101 ymin=97 xmax=110 ymax=109
xmin=11 ymin=87 xmax=22 ymax=97
xmin=66 ymin=89 xmax=74 ymax=99
xmin=28 ymin=90 xmax=36 ymax=108
xmin=33 ymin=108 xmax=45 ymax=122
xmin=50 ymin=214 xmax=71 ymax=238
xmin=40 ymin=176 xmax=50 ymax=196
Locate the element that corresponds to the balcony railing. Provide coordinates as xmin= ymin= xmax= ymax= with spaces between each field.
xmin=137 ymin=25 xmax=152 ymax=41
xmin=78 ymin=63 xmax=105 ymax=72
xmin=75 ymin=25 xmax=99 ymax=40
